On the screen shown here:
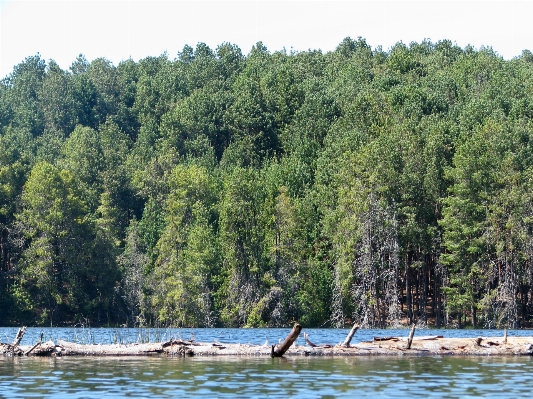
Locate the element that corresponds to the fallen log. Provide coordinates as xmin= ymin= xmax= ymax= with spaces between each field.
xmin=57 ymin=340 xmax=167 ymax=356
xmin=0 ymin=326 xmax=27 ymax=356
xmin=6 ymin=336 xmax=533 ymax=357
xmin=3 ymin=325 xmax=533 ymax=357
xmin=271 ymin=323 xmax=302 ymax=357
xmin=29 ymin=341 xmax=56 ymax=356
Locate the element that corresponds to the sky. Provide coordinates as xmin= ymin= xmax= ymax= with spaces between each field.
xmin=1 ymin=0 xmax=532 ymax=78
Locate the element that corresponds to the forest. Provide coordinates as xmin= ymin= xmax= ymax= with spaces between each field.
xmin=2 ymin=37 xmax=533 ymax=329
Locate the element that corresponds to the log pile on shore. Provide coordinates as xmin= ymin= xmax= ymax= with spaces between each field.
xmin=2 ymin=324 xmax=533 ymax=357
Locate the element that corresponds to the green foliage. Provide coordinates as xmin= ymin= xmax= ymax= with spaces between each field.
xmin=150 ymin=164 xmax=219 ymax=327
xmin=16 ymin=162 xmax=93 ymax=324
xmin=3 ymin=38 xmax=533 ymax=328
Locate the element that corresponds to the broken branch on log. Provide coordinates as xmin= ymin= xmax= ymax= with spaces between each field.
xmin=24 ymin=340 xmax=42 ymax=356
xmin=271 ymin=323 xmax=302 ymax=357
xmin=304 ymin=332 xmax=317 ymax=348
xmin=406 ymin=324 xmax=416 ymax=349
xmin=12 ymin=327 xmax=26 ymax=347
xmin=29 ymin=341 xmax=56 ymax=356
xmin=342 ymin=324 xmax=359 ymax=347
xmin=374 ymin=337 xmax=400 ymax=342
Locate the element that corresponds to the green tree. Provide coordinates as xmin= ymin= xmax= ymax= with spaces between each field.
xmin=217 ymin=167 xmax=269 ymax=326
xmin=151 ymin=164 xmax=219 ymax=327
xmin=16 ymin=162 xmax=92 ymax=325
xmin=39 ymin=60 xmax=77 ymax=134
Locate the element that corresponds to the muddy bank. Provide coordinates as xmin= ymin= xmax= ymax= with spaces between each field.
xmin=2 ymin=326 xmax=533 ymax=357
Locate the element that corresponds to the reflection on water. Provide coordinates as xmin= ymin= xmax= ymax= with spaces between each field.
xmin=1 ymin=356 xmax=532 ymax=398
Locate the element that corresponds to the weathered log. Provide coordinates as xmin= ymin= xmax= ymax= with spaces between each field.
xmin=304 ymin=332 xmax=317 ymax=348
xmin=163 ymin=342 xmax=195 ymax=357
xmin=374 ymin=336 xmax=399 ymax=342
xmin=24 ymin=341 xmax=42 ymax=356
xmin=4 ymin=336 xmax=533 ymax=357
xmin=28 ymin=341 xmax=56 ymax=356
xmin=12 ymin=327 xmax=27 ymax=347
xmin=413 ymin=335 xmax=443 ymax=340
xmin=161 ymin=339 xmax=193 ymax=348
xmin=57 ymin=340 xmax=166 ymax=356
xmin=271 ymin=323 xmax=302 ymax=357
xmin=406 ymin=324 xmax=416 ymax=349
xmin=375 ymin=335 xmax=442 ymax=342
xmin=342 ymin=323 xmax=359 ymax=347
xmin=0 ymin=344 xmax=22 ymax=356
xmin=24 ymin=331 xmax=44 ymax=356
xmin=0 ymin=326 xmax=27 ymax=355
xmin=3 ymin=324 xmax=533 ymax=357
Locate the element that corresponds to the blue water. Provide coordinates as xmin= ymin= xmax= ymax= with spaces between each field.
xmin=1 ymin=326 xmax=530 ymax=346
xmin=1 ymin=355 xmax=533 ymax=398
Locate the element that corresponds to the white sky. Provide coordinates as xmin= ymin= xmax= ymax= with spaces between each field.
xmin=1 ymin=0 xmax=532 ymax=78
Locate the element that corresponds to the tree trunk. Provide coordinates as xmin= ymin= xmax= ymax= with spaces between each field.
xmin=406 ymin=257 xmax=412 ymax=324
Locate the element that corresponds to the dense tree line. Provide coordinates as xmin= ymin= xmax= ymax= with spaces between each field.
xmin=2 ymin=38 xmax=533 ymax=328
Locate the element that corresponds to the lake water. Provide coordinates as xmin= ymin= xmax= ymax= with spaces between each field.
xmin=2 ymin=326 xmax=532 ymax=346
xmin=2 ymin=355 xmax=533 ymax=398
xmin=1 ymin=327 xmax=533 ymax=398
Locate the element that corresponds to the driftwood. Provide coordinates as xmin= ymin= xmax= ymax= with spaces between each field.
xmin=406 ymin=324 xmax=416 ymax=349
xmin=2 ymin=325 xmax=533 ymax=358
xmin=54 ymin=339 xmax=195 ymax=357
xmin=57 ymin=340 xmax=167 ymax=356
xmin=7 ymin=336 xmax=533 ymax=357
xmin=0 ymin=326 xmax=27 ymax=355
xmin=24 ymin=340 xmax=42 ymax=356
xmin=303 ymin=331 xmax=338 ymax=348
xmin=304 ymin=332 xmax=317 ymax=347
xmin=12 ymin=327 xmax=27 ymax=347
xmin=374 ymin=335 xmax=443 ymax=342
xmin=374 ymin=336 xmax=400 ymax=342
xmin=271 ymin=323 xmax=302 ymax=357
xmin=29 ymin=341 xmax=56 ymax=356
xmin=342 ymin=324 xmax=359 ymax=347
